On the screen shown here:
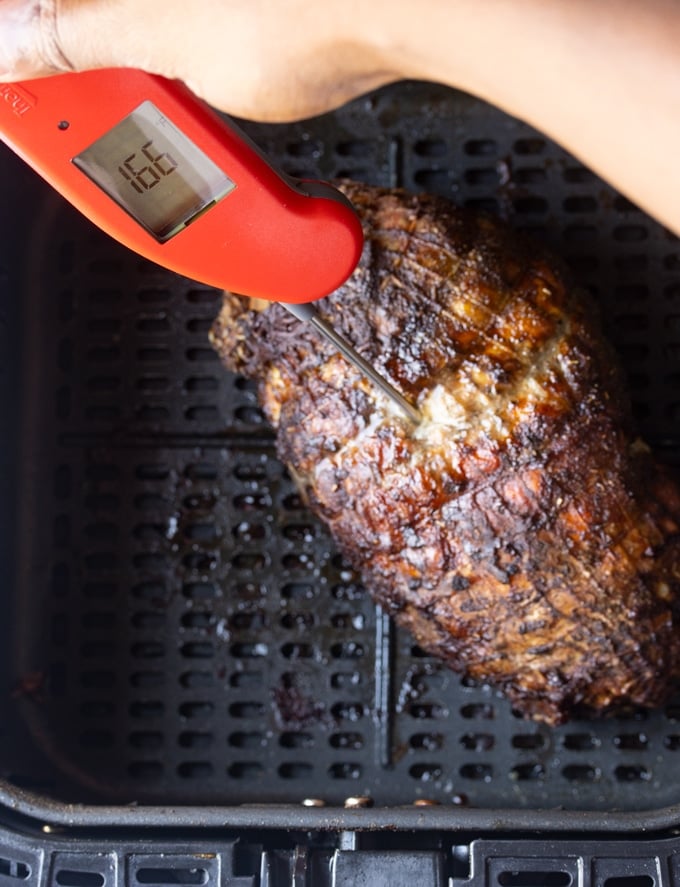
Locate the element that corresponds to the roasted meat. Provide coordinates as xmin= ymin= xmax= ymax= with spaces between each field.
xmin=210 ymin=181 xmax=680 ymax=725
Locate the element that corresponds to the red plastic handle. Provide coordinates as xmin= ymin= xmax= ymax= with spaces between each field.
xmin=0 ymin=70 xmax=364 ymax=303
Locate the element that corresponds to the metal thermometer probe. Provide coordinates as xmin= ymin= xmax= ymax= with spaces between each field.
xmin=284 ymin=303 xmax=421 ymax=423
xmin=0 ymin=68 xmax=419 ymax=422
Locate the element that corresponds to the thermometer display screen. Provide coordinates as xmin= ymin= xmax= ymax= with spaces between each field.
xmin=73 ymin=101 xmax=236 ymax=241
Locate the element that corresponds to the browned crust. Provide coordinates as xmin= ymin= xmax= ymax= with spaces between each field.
xmin=210 ymin=182 xmax=680 ymax=724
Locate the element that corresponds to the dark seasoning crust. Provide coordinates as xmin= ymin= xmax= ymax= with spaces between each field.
xmin=210 ymin=182 xmax=680 ymax=725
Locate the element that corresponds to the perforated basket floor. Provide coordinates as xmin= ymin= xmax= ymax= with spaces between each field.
xmin=0 ymin=81 xmax=679 ymax=814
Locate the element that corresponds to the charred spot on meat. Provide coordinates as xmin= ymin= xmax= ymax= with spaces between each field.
xmin=209 ymin=181 xmax=680 ymax=725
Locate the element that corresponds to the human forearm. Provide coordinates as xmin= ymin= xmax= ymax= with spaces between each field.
xmin=369 ymin=0 xmax=680 ymax=233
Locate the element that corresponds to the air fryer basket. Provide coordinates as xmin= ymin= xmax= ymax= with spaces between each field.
xmin=1 ymin=81 xmax=679 ymax=821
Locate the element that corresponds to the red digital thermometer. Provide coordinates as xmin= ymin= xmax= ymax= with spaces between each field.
xmin=0 ymin=68 xmax=420 ymax=421
xmin=0 ymin=68 xmax=363 ymax=304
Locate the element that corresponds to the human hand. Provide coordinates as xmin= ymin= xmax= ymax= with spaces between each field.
xmin=1 ymin=0 xmax=680 ymax=237
xmin=0 ymin=0 xmax=400 ymax=121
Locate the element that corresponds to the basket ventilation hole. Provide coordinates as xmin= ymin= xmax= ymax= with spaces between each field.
xmin=329 ymin=762 xmax=362 ymax=779
xmin=414 ymin=170 xmax=451 ymax=190
xmin=128 ymin=762 xmax=163 ymax=780
xmin=460 ymin=732 xmax=494 ymax=751
xmin=562 ymin=764 xmax=600 ymax=783
xmin=464 ymin=139 xmax=497 ymax=157
xmin=286 ymin=139 xmax=321 ymax=159
xmin=459 ymin=763 xmax=493 ymax=781
xmin=411 ymin=732 xmax=443 ymax=751
xmin=177 ymin=761 xmax=213 ymax=779
xmin=278 ymin=762 xmax=313 ymax=779
xmin=135 ymin=869 xmax=208 ymax=886
xmin=513 ymin=137 xmax=546 ymax=155
xmin=229 ymin=731 xmax=265 ymax=749
xmin=281 ymin=731 xmax=314 ymax=749
xmin=409 ymin=763 xmax=442 ymax=781
xmin=603 ymin=879 xmax=654 ymax=887
xmin=0 ymin=860 xmax=30 ymax=881
xmin=336 ymin=139 xmax=371 ymax=158
xmin=413 ymin=138 xmax=447 ymax=158
xmin=614 ymin=764 xmax=651 ymax=782
xmin=228 ymin=762 xmax=263 ymax=779
xmin=497 ymin=873 xmax=571 ymax=887
xmin=511 ymin=734 xmax=544 ymax=750
xmin=510 ymin=763 xmax=545 ymax=781
xmin=55 ymin=872 xmax=105 ymax=887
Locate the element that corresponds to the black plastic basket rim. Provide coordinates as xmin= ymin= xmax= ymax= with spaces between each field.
xmin=2 ymin=79 xmax=680 ymax=839
xmin=2 ymin=780 xmax=680 ymax=834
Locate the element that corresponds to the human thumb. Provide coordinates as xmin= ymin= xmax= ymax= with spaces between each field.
xmin=0 ymin=0 xmax=159 ymax=81
xmin=0 ymin=0 xmax=74 ymax=80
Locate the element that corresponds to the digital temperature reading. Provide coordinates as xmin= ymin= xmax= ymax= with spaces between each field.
xmin=73 ymin=100 xmax=236 ymax=241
